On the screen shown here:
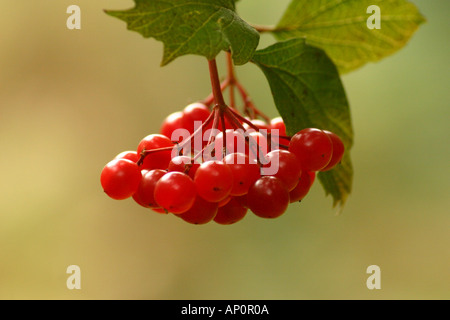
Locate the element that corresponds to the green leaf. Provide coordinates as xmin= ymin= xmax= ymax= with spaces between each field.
xmin=252 ymin=38 xmax=353 ymax=208
xmin=273 ymin=0 xmax=425 ymax=73
xmin=105 ymin=0 xmax=259 ymax=66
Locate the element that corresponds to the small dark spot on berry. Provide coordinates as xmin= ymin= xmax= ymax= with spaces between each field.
xmin=213 ymin=187 xmax=220 ymax=192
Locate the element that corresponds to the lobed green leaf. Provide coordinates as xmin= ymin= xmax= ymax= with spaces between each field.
xmin=252 ymin=38 xmax=353 ymax=208
xmin=105 ymin=0 xmax=259 ymax=66
xmin=273 ymin=0 xmax=426 ymax=73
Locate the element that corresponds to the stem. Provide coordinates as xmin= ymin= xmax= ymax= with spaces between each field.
xmin=273 ymin=135 xmax=292 ymax=141
xmin=235 ymin=81 xmax=271 ymax=123
xmin=137 ymin=146 xmax=174 ymax=166
xmin=207 ymin=59 xmax=265 ymax=165
xmin=179 ymin=110 xmax=214 ymax=151
xmin=207 ymin=107 xmax=220 ymax=147
xmin=140 ymin=56 xmax=287 ymax=167
xmin=137 ymin=109 xmax=215 ymax=166
xmin=206 ymin=59 xmax=231 ymax=159
xmin=226 ymin=52 xmax=236 ymax=83
xmin=223 ymin=107 xmax=267 ymax=166
xmin=227 ymin=107 xmax=289 ymax=157
xmin=251 ymin=24 xmax=276 ymax=33
xmin=228 ymin=81 xmax=236 ymax=109
xmin=226 ymin=52 xmax=236 ymax=109
xmin=220 ymin=111 xmax=228 ymax=156
xmin=201 ymin=78 xmax=229 ymax=108
xmin=227 ymin=106 xmax=261 ymax=132
xmin=208 ymin=59 xmax=226 ymax=107
xmin=192 ymin=144 xmax=209 ymax=163
xmin=225 ymin=52 xmax=270 ymax=123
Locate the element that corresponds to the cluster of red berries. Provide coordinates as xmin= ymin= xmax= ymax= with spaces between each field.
xmin=100 ymin=102 xmax=344 ymax=225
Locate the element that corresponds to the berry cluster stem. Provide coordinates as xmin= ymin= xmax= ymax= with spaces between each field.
xmin=139 ymin=55 xmax=290 ymax=166
xmin=202 ymin=54 xmax=271 ymax=124
xmin=226 ymin=52 xmax=237 ymax=109
xmin=208 ymin=59 xmax=226 ymax=108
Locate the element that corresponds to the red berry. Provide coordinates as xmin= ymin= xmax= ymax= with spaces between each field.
xmin=289 ymin=171 xmax=316 ymax=203
xmin=194 ymin=161 xmax=233 ymax=203
xmin=177 ymin=196 xmax=219 ymax=225
xmin=247 ymin=176 xmax=290 ymax=219
xmin=154 ymin=172 xmax=196 ymax=214
xmin=114 ymin=150 xmax=139 ymax=163
xmin=213 ymin=129 xmax=247 ymax=160
xmin=218 ymin=196 xmax=232 ymax=208
xmin=223 ymin=153 xmax=261 ymax=196
xmin=262 ymin=150 xmax=302 ymax=191
xmin=247 ymin=131 xmax=269 ymax=162
xmin=132 ymin=169 xmax=167 ymax=208
xmin=244 ymin=119 xmax=271 ymax=131
xmin=270 ymin=117 xmax=287 ymax=137
xmin=289 ymin=128 xmax=333 ymax=171
xmin=183 ymin=103 xmax=211 ymax=133
xmin=320 ymin=131 xmax=345 ymax=171
xmin=168 ymin=156 xmax=200 ymax=179
xmin=137 ymin=134 xmax=174 ymax=170
xmin=160 ymin=111 xmax=188 ymax=143
xmin=100 ymin=159 xmax=142 ymax=200
xmin=234 ymin=194 xmax=248 ymax=209
xmin=152 ymin=207 xmax=168 ymax=214
xmin=214 ymin=197 xmax=248 ymax=225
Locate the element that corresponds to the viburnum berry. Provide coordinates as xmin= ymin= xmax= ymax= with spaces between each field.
xmin=114 ymin=150 xmax=139 ymax=163
xmin=223 ymin=153 xmax=260 ymax=196
xmin=234 ymin=194 xmax=248 ymax=209
xmin=137 ymin=134 xmax=174 ymax=170
xmin=167 ymin=155 xmax=191 ymax=172
xmin=183 ymin=102 xmax=211 ymax=133
xmin=270 ymin=117 xmax=287 ymax=137
xmin=262 ymin=150 xmax=302 ymax=191
xmin=247 ymin=131 xmax=269 ymax=162
xmin=160 ymin=111 xmax=188 ymax=142
xmin=247 ymin=176 xmax=290 ymax=219
xmin=289 ymin=128 xmax=333 ymax=171
xmin=132 ymin=169 xmax=167 ymax=208
xmin=167 ymin=155 xmax=200 ymax=179
xmin=177 ymin=195 xmax=219 ymax=225
xmin=214 ymin=197 xmax=248 ymax=225
xmin=320 ymin=130 xmax=345 ymax=171
xmin=154 ymin=171 xmax=196 ymax=214
xmin=218 ymin=196 xmax=232 ymax=208
xmin=244 ymin=119 xmax=271 ymax=131
xmin=194 ymin=160 xmax=233 ymax=202
xmin=100 ymin=159 xmax=142 ymax=200
xmin=152 ymin=207 xmax=168 ymax=214
xmin=213 ymin=129 xmax=247 ymax=160
xmin=289 ymin=171 xmax=316 ymax=203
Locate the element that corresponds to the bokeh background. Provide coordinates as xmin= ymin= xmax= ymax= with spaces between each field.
xmin=0 ymin=0 xmax=448 ymax=300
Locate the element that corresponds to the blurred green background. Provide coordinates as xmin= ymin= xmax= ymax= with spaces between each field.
xmin=0 ymin=0 xmax=448 ymax=300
